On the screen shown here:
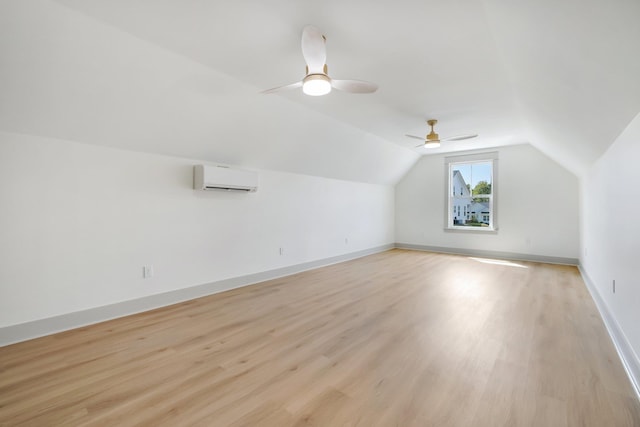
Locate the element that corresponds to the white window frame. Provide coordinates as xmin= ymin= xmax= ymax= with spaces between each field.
xmin=444 ymin=151 xmax=498 ymax=233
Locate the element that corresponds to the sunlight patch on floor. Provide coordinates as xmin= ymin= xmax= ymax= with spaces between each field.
xmin=469 ymin=257 xmax=528 ymax=269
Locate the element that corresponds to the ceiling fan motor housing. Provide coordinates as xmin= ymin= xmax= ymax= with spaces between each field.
xmin=426 ymin=119 xmax=439 ymax=141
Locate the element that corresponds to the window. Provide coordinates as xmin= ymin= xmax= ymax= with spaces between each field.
xmin=445 ymin=152 xmax=498 ymax=231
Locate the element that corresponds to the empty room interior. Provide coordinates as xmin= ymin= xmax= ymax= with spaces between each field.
xmin=1 ymin=0 xmax=640 ymax=425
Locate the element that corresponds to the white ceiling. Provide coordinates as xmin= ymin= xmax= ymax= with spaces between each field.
xmin=1 ymin=0 xmax=639 ymax=184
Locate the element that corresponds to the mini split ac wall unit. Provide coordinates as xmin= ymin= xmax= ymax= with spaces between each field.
xmin=193 ymin=165 xmax=259 ymax=192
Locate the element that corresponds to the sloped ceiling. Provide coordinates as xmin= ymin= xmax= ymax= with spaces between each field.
xmin=1 ymin=0 xmax=639 ymax=184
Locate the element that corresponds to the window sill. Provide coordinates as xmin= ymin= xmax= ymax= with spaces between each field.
xmin=444 ymin=226 xmax=498 ymax=235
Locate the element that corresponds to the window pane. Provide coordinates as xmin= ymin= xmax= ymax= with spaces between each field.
xmin=470 ymin=162 xmax=492 ymax=197
xmin=451 ymin=164 xmax=471 ymax=196
xmin=467 ymin=199 xmax=491 ymax=226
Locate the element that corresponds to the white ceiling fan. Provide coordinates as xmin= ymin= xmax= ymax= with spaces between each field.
xmin=406 ymin=119 xmax=478 ymax=148
xmin=262 ymin=25 xmax=378 ymax=97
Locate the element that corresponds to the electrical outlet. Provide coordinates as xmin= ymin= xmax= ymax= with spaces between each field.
xmin=279 ymin=247 xmax=284 ymax=256
xmin=613 ymin=279 xmax=616 ymax=294
xmin=345 ymin=237 xmax=349 ymax=245
xmin=143 ymin=265 xmax=154 ymax=279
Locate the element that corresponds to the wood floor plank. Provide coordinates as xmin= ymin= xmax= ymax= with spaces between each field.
xmin=1 ymin=249 xmax=639 ymax=426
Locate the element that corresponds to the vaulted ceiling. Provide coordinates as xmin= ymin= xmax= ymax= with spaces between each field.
xmin=1 ymin=0 xmax=639 ymax=184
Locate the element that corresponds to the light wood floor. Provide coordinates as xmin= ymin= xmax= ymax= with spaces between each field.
xmin=1 ymin=249 xmax=639 ymax=426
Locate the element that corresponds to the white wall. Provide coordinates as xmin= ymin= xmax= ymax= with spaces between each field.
xmin=0 ymin=131 xmax=395 ymax=328
xmin=581 ymin=112 xmax=640 ymax=367
xmin=395 ymin=144 xmax=579 ymax=260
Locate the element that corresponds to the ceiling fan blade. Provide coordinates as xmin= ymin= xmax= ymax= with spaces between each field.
xmin=405 ymin=134 xmax=425 ymax=141
xmin=261 ymin=81 xmax=303 ymax=94
xmin=331 ymin=79 xmax=378 ymax=94
xmin=442 ymin=134 xmax=478 ymax=142
xmin=301 ymin=25 xmax=326 ymax=74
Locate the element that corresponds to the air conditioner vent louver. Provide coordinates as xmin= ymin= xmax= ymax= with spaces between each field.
xmin=204 ymin=186 xmax=253 ymax=192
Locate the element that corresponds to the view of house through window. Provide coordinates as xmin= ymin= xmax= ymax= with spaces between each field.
xmin=448 ymin=160 xmax=494 ymax=229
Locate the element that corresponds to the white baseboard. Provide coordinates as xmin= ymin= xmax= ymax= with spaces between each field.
xmin=579 ymin=266 xmax=640 ymax=401
xmin=395 ymin=243 xmax=578 ymax=265
xmin=0 ymin=244 xmax=393 ymax=347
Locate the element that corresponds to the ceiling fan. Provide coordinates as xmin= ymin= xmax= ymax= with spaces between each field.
xmin=406 ymin=119 xmax=478 ymax=148
xmin=262 ymin=25 xmax=378 ymax=96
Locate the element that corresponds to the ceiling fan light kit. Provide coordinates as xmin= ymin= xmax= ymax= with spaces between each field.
xmin=302 ymin=74 xmax=331 ymax=96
